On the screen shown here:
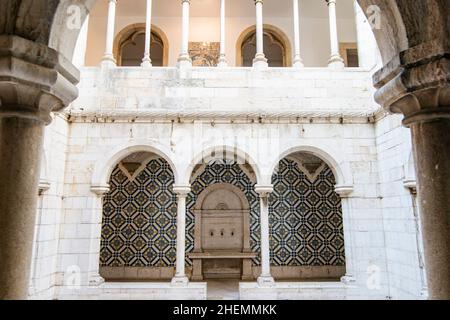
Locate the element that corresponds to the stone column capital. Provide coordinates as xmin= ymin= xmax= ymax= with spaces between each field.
xmin=91 ymin=184 xmax=111 ymax=196
xmin=0 ymin=36 xmax=79 ymax=125
xmin=373 ymin=41 xmax=450 ymax=127
xmin=181 ymin=0 xmax=190 ymax=4
xmin=335 ymin=185 xmax=354 ymax=197
xmin=254 ymin=0 xmax=263 ymax=5
xmin=173 ymin=185 xmax=191 ymax=197
xmin=255 ymin=185 xmax=273 ymax=197
xmin=326 ymin=0 xmax=336 ymax=6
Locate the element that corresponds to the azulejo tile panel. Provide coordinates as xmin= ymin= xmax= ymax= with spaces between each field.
xmin=100 ymin=158 xmax=177 ymax=267
xmin=100 ymin=157 xmax=344 ymax=269
xmin=269 ymin=158 xmax=345 ymax=266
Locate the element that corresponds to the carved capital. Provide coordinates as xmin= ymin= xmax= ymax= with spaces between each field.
xmin=373 ymin=39 xmax=450 ymax=127
xmin=173 ymin=185 xmax=191 ymax=197
xmin=91 ymin=184 xmax=111 ymax=196
xmin=334 ymin=185 xmax=354 ymax=197
xmin=0 ymin=36 xmax=79 ymax=124
xmin=255 ymin=185 xmax=273 ymax=197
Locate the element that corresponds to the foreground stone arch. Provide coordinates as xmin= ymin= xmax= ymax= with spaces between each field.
xmin=0 ymin=0 xmax=449 ymax=299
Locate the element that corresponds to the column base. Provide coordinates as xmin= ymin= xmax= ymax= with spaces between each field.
xmin=88 ymin=274 xmax=105 ymax=287
xmin=253 ymin=54 xmax=268 ymax=69
xmin=218 ymin=55 xmax=228 ymax=68
xmin=340 ymin=274 xmax=356 ymax=284
xmin=171 ymin=275 xmax=190 ymax=287
xmin=328 ymin=54 xmax=345 ymax=69
xmin=257 ymin=275 xmax=275 ymax=287
xmin=293 ymin=56 xmax=304 ymax=68
xmin=177 ymin=54 xmax=192 ymax=69
xmin=141 ymin=57 xmax=152 ymax=68
xmin=101 ymin=55 xmax=117 ymax=68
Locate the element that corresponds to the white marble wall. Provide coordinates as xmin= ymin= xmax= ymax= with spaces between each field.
xmin=29 ymin=115 xmax=70 ymax=300
xmin=374 ymin=114 xmax=428 ymax=299
xmin=30 ymin=66 xmax=425 ymax=300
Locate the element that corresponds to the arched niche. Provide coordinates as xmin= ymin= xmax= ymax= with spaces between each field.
xmin=236 ymin=24 xmax=292 ymax=67
xmin=113 ymin=23 xmax=169 ymax=66
xmin=99 ymin=151 xmax=178 ymax=281
xmin=269 ymin=151 xmax=346 ymax=280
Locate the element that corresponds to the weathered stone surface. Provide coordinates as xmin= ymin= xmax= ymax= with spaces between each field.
xmin=0 ymin=35 xmax=79 ymax=123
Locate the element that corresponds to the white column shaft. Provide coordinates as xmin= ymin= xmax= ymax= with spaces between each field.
xmin=218 ymin=0 xmax=227 ymax=67
xmin=142 ymin=0 xmax=153 ymax=67
xmin=175 ymin=195 xmax=187 ymax=277
xmin=253 ymin=0 xmax=268 ymax=68
xmin=260 ymin=196 xmax=271 ymax=277
xmin=181 ymin=0 xmax=190 ymax=56
xmin=328 ymin=0 xmax=339 ymax=55
xmin=255 ymin=1 xmax=264 ymax=56
xmin=178 ymin=0 xmax=192 ymax=67
xmin=292 ymin=0 xmax=304 ymax=67
xmin=103 ymin=0 xmax=117 ymax=64
xmin=327 ymin=0 xmax=344 ymax=68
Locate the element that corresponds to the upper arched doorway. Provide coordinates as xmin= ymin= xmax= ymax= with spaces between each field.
xmin=113 ymin=24 xmax=169 ymax=66
xmin=236 ymin=25 xmax=292 ymax=67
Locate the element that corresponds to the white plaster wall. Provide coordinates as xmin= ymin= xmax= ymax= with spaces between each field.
xmin=374 ymin=114 xmax=427 ymax=299
xmin=29 ymin=115 xmax=70 ymax=300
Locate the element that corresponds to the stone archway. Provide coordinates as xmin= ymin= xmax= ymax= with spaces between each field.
xmin=113 ymin=23 xmax=169 ymax=67
xmin=0 ymin=0 xmax=449 ymax=300
xmin=236 ymin=24 xmax=292 ymax=67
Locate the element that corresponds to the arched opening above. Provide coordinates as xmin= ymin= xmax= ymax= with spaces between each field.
xmin=236 ymin=24 xmax=292 ymax=67
xmin=113 ymin=23 xmax=169 ymax=67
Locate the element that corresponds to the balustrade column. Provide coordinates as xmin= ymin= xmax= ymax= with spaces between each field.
xmin=255 ymin=185 xmax=275 ymax=286
xmin=326 ymin=0 xmax=344 ymax=68
xmin=178 ymin=0 xmax=192 ymax=68
xmin=218 ymin=0 xmax=228 ymax=67
xmin=102 ymin=0 xmax=117 ymax=66
xmin=292 ymin=0 xmax=304 ymax=68
xmin=253 ymin=0 xmax=268 ymax=69
xmin=172 ymin=185 xmax=191 ymax=286
xmin=141 ymin=0 xmax=153 ymax=67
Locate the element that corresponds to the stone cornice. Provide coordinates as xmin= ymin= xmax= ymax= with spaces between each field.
xmin=0 ymin=36 xmax=79 ymax=124
xmin=373 ymin=39 xmax=450 ymax=127
xmin=65 ymin=108 xmax=379 ymax=123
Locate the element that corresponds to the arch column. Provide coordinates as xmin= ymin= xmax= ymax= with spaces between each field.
xmin=87 ymin=185 xmax=111 ymax=286
xmin=255 ymin=185 xmax=275 ymax=286
xmin=172 ymin=185 xmax=191 ymax=286
xmin=177 ymin=0 xmax=192 ymax=68
xmin=253 ymin=0 xmax=268 ymax=69
xmin=102 ymin=0 xmax=117 ymax=67
xmin=326 ymin=0 xmax=345 ymax=68
xmin=218 ymin=0 xmax=228 ymax=67
xmin=292 ymin=0 xmax=304 ymax=68
xmin=374 ymin=48 xmax=450 ymax=299
xmin=141 ymin=0 xmax=153 ymax=67
xmin=335 ymin=186 xmax=356 ymax=284
xmin=0 ymin=35 xmax=78 ymax=299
